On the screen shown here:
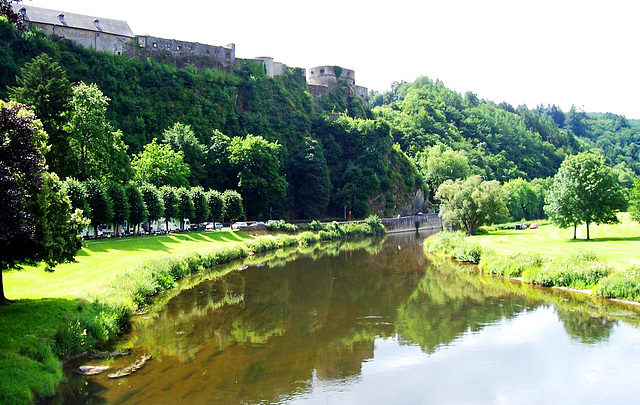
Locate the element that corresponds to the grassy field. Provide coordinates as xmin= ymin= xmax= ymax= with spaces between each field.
xmin=3 ymin=230 xmax=253 ymax=300
xmin=469 ymin=213 xmax=640 ymax=268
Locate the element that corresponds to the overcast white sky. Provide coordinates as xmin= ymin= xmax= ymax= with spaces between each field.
xmin=23 ymin=0 xmax=640 ymax=118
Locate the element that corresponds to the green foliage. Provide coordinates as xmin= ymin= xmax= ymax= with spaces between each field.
xmin=206 ymin=189 xmax=224 ymax=222
xmin=479 ymin=250 xmax=547 ymax=278
xmin=297 ymin=231 xmax=319 ymax=245
xmin=522 ymin=252 xmax=611 ymax=289
xmin=424 ymin=231 xmax=482 ymax=263
xmin=190 ymin=186 xmax=209 ymax=224
xmin=106 ymin=182 xmax=129 ymax=231
xmin=628 ymin=177 xmax=640 ymax=224
xmin=125 ymin=182 xmax=147 ymax=230
xmin=502 ymin=178 xmax=540 ymax=221
xmin=596 ymin=265 xmax=640 ymax=301
xmin=132 ymin=139 xmax=191 ymax=188
xmin=176 ymin=187 xmax=195 ymax=228
xmin=8 ymin=54 xmax=73 ymax=176
xmin=436 ymin=175 xmax=508 ymax=235
xmin=265 ymin=220 xmax=298 ymax=233
xmin=416 ymin=144 xmax=470 ymax=195
xmin=222 ymin=189 xmax=243 ymax=221
xmin=228 ymin=134 xmax=287 ymax=219
xmin=83 ymin=179 xmax=113 ymax=236
xmin=163 ymin=122 xmax=206 ymax=186
xmin=545 ymin=152 xmax=626 ymax=239
xmin=140 ymin=183 xmax=164 ymax=226
xmin=65 ymin=82 xmax=131 ymax=182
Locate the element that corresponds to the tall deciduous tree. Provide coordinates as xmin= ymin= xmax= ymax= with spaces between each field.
xmin=106 ymin=182 xmax=129 ymax=235
xmin=125 ymin=182 xmax=146 ymax=233
xmin=140 ymin=183 xmax=164 ymax=233
xmin=84 ymin=179 xmax=113 ymax=238
xmin=62 ymin=177 xmax=90 ymax=217
xmin=223 ymin=190 xmax=243 ymax=222
xmin=163 ymin=123 xmax=206 ymax=186
xmin=289 ymin=138 xmax=332 ymax=219
xmin=206 ymin=189 xmax=224 ymax=222
xmin=417 ymin=144 xmax=470 ymax=195
xmin=629 ymin=178 xmax=640 ymax=225
xmin=65 ymin=82 xmax=131 ymax=182
xmin=228 ymin=134 xmax=287 ymax=219
xmin=160 ymin=186 xmax=178 ymax=232
xmin=9 ymin=54 xmax=73 ymax=176
xmin=503 ymin=178 xmax=538 ymax=221
xmin=176 ymin=187 xmax=194 ymax=230
xmin=131 ymin=139 xmax=190 ymax=188
xmin=544 ymin=152 xmax=626 ymax=240
xmin=436 ymin=175 xmax=508 ymax=235
xmin=190 ymin=186 xmax=209 ymax=225
xmin=0 ymin=101 xmax=84 ymax=302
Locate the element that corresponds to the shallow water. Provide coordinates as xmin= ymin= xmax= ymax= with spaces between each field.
xmin=51 ymin=232 xmax=640 ymax=404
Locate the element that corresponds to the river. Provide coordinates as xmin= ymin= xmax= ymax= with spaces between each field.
xmin=50 ymin=231 xmax=640 ymax=404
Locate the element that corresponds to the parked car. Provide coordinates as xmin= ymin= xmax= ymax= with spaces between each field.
xmin=215 ymin=222 xmax=223 ymax=230
xmin=250 ymin=221 xmax=266 ymax=227
xmin=231 ymin=221 xmax=247 ymax=230
xmin=529 ymin=223 xmax=538 ymax=229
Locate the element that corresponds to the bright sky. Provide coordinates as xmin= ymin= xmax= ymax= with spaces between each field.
xmin=22 ymin=0 xmax=640 ymax=118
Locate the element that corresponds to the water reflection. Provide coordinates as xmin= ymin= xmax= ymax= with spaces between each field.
xmin=54 ymin=231 xmax=640 ymax=404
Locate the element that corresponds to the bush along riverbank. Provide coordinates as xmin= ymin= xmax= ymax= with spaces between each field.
xmin=1 ymin=216 xmax=385 ymax=405
xmin=424 ymin=231 xmax=640 ymax=303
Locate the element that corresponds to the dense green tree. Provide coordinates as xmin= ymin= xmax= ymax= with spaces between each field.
xmin=9 ymin=54 xmax=74 ymax=176
xmin=106 ymin=182 xmax=129 ymax=235
xmin=628 ymin=178 xmax=640 ymax=224
xmin=289 ymin=138 xmax=332 ymax=218
xmin=545 ymin=152 xmax=626 ymax=240
xmin=436 ymin=175 xmax=508 ymax=235
xmin=160 ymin=186 xmax=178 ymax=232
xmin=29 ymin=172 xmax=87 ymax=271
xmin=84 ymin=179 xmax=113 ymax=237
xmin=503 ymin=178 xmax=538 ymax=221
xmin=190 ymin=186 xmax=209 ymax=225
xmin=176 ymin=187 xmax=194 ymax=230
xmin=131 ymin=138 xmax=191 ymax=188
xmin=417 ymin=144 xmax=470 ymax=195
xmin=125 ymin=182 xmax=146 ymax=233
xmin=204 ymin=129 xmax=235 ymax=191
xmin=206 ymin=189 xmax=224 ymax=222
xmin=65 ymin=82 xmax=131 ymax=182
xmin=62 ymin=177 xmax=90 ymax=217
xmin=1 ymin=101 xmax=46 ymax=301
xmin=140 ymin=183 xmax=164 ymax=233
xmin=228 ymin=134 xmax=287 ymax=219
xmin=223 ymin=189 xmax=243 ymax=222
xmin=163 ymin=122 xmax=206 ymax=186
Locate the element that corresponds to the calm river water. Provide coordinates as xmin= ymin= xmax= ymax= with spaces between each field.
xmin=52 ymin=231 xmax=640 ymax=404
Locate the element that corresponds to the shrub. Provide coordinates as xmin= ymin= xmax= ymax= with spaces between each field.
xmin=298 ymin=231 xmax=319 ymax=245
xmin=452 ymin=240 xmax=482 ymax=263
xmin=480 ymin=251 xmax=546 ymax=278
xmin=596 ymin=265 xmax=640 ymax=301
xmin=307 ymin=220 xmax=326 ymax=231
xmin=266 ymin=220 xmax=298 ymax=233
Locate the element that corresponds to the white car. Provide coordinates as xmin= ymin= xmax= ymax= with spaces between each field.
xmin=231 ymin=222 xmax=247 ymax=230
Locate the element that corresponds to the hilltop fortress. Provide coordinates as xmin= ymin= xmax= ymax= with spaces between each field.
xmin=14 ymin=4 xmax=368 ymax=104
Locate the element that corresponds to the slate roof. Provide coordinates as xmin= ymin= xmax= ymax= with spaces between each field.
xmin=13 ymin=4 xmax=134 ymax=37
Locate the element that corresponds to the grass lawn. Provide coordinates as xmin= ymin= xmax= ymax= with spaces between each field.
xmin=470 ymin=213 xmax=640 ymax=268
xmin=3 ymin=230 xmax=253 ymax=300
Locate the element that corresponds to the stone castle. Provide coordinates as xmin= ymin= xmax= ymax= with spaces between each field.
xmin=14 ymin=4 xmax=368 ymax=104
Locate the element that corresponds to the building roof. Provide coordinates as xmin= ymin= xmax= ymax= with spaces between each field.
xmin=13 ymin=4 xmax=134 ymax=37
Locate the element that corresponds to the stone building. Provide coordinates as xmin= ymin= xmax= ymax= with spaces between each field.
xmin=15 ymin=4 xmax=134 ymax=55
xmin=135 ymin=36 xmax=236 ymax=69
xmin=307 ymin=65 xmax=368 ymax=104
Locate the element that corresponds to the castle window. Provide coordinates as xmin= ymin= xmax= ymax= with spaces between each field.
xmin=206 ymin=49 xmax=210 ymax=54
xmin=320 ymin=69 xmax=325 ymax=74
xmin=176 ymin=45 xmax=181 ymax=50
xmin=153 ymin=43 xmax=157 ymax=48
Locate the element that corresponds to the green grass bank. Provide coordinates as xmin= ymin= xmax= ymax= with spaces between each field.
xmin=0 ymin=218 xmax=385 ymax=404
xmin=424 ymin=213 xmax=640 ymax=304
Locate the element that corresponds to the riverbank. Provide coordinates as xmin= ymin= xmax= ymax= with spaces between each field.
xmin=0 ymin=218 xmax=385 ymax=405
xmin=424 ymin=215 xmax=640 ymax=304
